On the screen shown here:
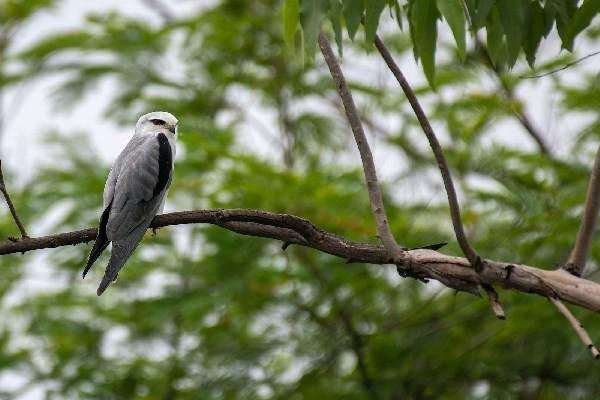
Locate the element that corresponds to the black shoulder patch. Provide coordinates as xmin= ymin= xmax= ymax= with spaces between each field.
xmin=154 ymin=133 xmax=173 ymax=196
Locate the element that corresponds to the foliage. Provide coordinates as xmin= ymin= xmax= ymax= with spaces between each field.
xmin=1 ymin=0 xmax=600 ymax=399
xmin=285 ymin=0 xmax=600 ymax=85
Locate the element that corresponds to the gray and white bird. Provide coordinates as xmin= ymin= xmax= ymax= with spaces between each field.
xmin=83 ymin=111 xmax=178 ymax=296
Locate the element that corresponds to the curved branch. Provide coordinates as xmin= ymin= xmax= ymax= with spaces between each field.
xmin=2 ymin=208 xmax=600 ymax=315
xmin=318 ymin=32 xmax=405 ymax=263
xmin=373 ymin=35 xmax=479 ymax=267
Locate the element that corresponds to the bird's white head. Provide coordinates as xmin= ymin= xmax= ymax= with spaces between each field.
xmin=135 ymin=111 xmax=179 ymax=138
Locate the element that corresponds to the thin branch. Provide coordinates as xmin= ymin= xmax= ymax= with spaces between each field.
xmin=373 ymin=35 xmax=479 ymax=268
xmin=481 ymin=284 xmax=506 ymax=320
xmin=549 ymin=296 xmax=600 ymax=359
xmin=2 ymin=208 xmax=600 ymax=314
xmin=565 ymin=145 xmax=600 ymax=276
xmin=0 ymin=160 xmax=28 ymax=239
xmin=475 ymin=38 xmax=551 ymax=156
xmin=521 ymin=50 xmax=600 ymax=80
xmin=318 ymin=32 xmax=405 ymax=263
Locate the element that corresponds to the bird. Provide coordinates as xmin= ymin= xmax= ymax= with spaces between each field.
xmin=83 ymin=111 xmax=178 ymax=296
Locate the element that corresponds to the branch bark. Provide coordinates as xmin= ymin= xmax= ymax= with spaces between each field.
xmin=549 ymin=296 xmax=600 ymax=359
xmin=0 ymin=160 xmax=28 ymax=239
xmin=2 ymin=208 xmax=600 ymax=315
xmin=373 ymin=35 xmax=507 ymax=318
xmin=566 ymin=145 xmax=600 ymax=276
xmin=373 ymin=35 xmax=479 ymax=268
xmin=318 ymin=32 xmax=405 ymax=264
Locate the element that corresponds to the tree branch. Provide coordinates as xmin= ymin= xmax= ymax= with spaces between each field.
xmin=374 ymin=35 xmax=507 ymax=318
xmin=2 ymin=208 xmax=600 ymax=317
xmin=0 ymin=160 xmax=28 ymax=239
xmin=565 ymin=145 xmax=600 ymax=276
xmin=318 ymin=32 xmax=405 ymax=264
xmin=549 ymin=296 xmax=600 ymax=359
xmin=373 ymin=35 xmax=479 ymax=268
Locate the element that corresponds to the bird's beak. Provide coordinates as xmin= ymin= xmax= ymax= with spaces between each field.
xmin=169 ymin=125 xmax=176 ymax=134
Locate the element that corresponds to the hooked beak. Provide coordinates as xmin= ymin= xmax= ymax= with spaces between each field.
xmin=169 ymin=125 xmax=176 ymax=134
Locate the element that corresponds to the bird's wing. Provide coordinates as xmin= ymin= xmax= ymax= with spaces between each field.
xmin=97 ymin=133 xmax=173 ymax=295
xmin=82 ymin=166 xmax=119 ymax=278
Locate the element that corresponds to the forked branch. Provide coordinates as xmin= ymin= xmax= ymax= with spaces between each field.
xmin=373 ymin=35 xmax=505 ymax=318
xmin=318 ymin=32 xmax=405 ymax=264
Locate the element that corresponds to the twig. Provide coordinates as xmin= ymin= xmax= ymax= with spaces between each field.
xmin=373 ymin=35 xmax=479 ymax=267
xmin=521 ymin=50 xmax=600 ymax=80
xmin=318 ymin=32 xmax=405 ymax=264
xmin=0 ymin=160 xmax=28 ymax=239
xmin=549 ymin=296 xmax=600 ymax=359
xmin=481 ymin=284 xmax=505 ymax=320
xmin=565 ymin=145 xmax=600 ymax=277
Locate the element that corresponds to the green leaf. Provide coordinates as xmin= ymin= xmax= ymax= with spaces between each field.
xmin=282 ymin=0 xmax=300 ymax=50
xmin=364 ymin=0 xmax=386 ymax=44
xmin=329 ymin=0 xmax=343 ymax=56
xmin=563 ymin=0 xmax=600 ymax=51
xmin=408 ymin=0 xmax=439 ymax=87
xmin=436 ymin=0 xmax=466 ymax=59
xmin=343 ymin=0 xmax=364 ymax=40
xmin=485 ymin=7 xmax=506 ymax=67
xmin=300 ymin=0 xmax=324 ymax=60
xmin=523 ymin=1 xmax=545 ymax=67
xmin=496 ymin=0 xmax=525 ymax=67
xmin=393 ymin=1 xmax=404 ymax=30
xmin=464 ymin=0 xmax=494 ymax=29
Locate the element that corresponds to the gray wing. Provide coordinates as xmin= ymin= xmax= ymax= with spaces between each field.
xmin=97 ymin=134 xmax=173 ymax=295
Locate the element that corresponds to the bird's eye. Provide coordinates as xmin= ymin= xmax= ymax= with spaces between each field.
xmin=150 ymin=119 xmax=166 ymax=126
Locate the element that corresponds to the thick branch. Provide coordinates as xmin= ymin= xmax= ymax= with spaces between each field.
xmin=318 ymin=32 xmax=404 ymax=262
xmin=374 ymin=35 xmax=479 ymax=267
xmin=0 ymin=160 xmax=28 ymax=238
xmin=549 ymin=296 xmax=600 ymax=359
xmin=2 ymin=208 xmax=600 ymax=314
xmin=566 ymin=145 xmax=600 ymax=276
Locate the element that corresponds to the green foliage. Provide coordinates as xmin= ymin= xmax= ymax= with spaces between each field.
xmin=2 ymin=0 xmax=600 ymax=398
xmin=288 ymin=0 xmax=600 ymax=85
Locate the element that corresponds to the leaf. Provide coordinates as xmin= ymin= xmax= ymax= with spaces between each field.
xmin=299 ymin=0 xmax=324 ymax=60
xmin=464 ymin=0 xmax=494 ymax=29
xmin=343 ymin=0 xmax=364 ymax=40
xmin=329 ymin=0 xmax=343 ymax=56
xmin=364 ymin=0 xmax=387 ymax=44
xmin=523 ymin=1 xmax=545 ymax=67
xmin=563 ymin=0 xmax=600 ymax=51
xmin=282 ymin=0 xmax=300 ymax=50
xmin=485 ymin=7 xmax=506 ymax=67
xmin=408 ymin=0 xmax=439 ymax=86
xmin=393 ymin=1 xmax=403 ymax=30
xmin=552 ymin=0 xmax=579 ymax=46
xmin=436 ymin=0 xmax=466 ymax=59
xmin=496 ymin=0 xmax=525 ymax=67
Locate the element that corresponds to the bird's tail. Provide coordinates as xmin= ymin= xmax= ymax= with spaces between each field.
xmin=82 ymin=204 xmax=112 ymax=278
xmin=96 ymin=226 xmax=147 ymax=296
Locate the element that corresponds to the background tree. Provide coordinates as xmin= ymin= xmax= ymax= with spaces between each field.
xmin=2 ymin=0 xmax=600 ymax=398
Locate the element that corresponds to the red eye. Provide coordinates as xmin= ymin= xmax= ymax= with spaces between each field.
xmin=150 ymin=119 xmax=166 ymax=126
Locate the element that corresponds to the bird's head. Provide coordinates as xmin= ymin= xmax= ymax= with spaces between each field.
xmin=135 ymin=111 xmax=179 ymax=138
